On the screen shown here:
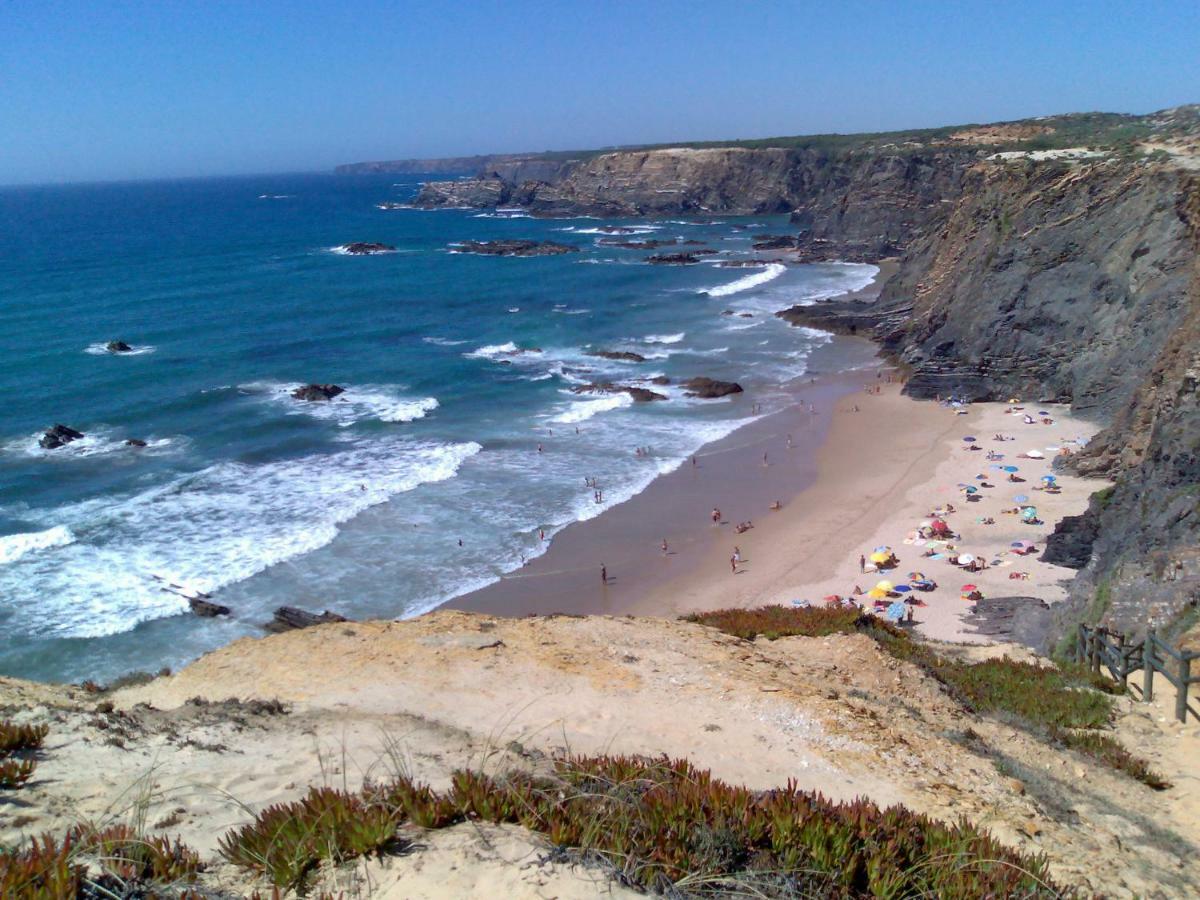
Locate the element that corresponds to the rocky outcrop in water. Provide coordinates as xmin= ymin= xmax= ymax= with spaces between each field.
xmin=291 ymin=384 xmax=345 ymax=401
xmin=597 ymin=239 xmax=678 ymax=249
xmin=339 ymin=242 xmax=396 ymax=255
xmin=124 ymin=438 xmax=148 ymax=448
xmin=450 ymin=240 xmax=579 ymax=257
xmin=646 ymin=253 xmax=704 ymax=265
xmin=587 ymin=350 xmax=646 ymax=363
xmin=40 ymin=424 xmax=85 ymax=449
xmin=682 ymin=377 xmax=743 ymax=398
xmin=571 ymin=383 xmax=666 ymax=402
xmin=106 ymin=340 xmax=133 ymax=353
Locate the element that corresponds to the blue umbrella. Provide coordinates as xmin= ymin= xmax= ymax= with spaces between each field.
xmin=989 ymin=464 xmax=1004 ymax=470
xmin=1014 ymin=494 xmax=1029 ymax=503
xmin=1002 ymin=465 xmax=1019 ymax=473
xmin=893 ymin=584 xmax=912 ymax=593
xmin=885 ymin=601 xmax=907 ymax=622
xmin=964 ymin=486 xmax=978 ymax=494
xmin=1041 ymin=474 xmax=1056 ymax=482
xmin=962 ymin=436 xmax=977 ymax=442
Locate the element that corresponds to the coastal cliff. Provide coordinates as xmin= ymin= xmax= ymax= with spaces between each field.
xmin=399 ymin=108 xmax=1200 ymax=639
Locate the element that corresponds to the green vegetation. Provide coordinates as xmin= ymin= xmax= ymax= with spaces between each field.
xmin=218 ymin=786 xmax=402 ymax=891
xmin=686 ymin=606 xmax=1167 ymax=788
xmin=221 ymin=755 xmax=1066 ymax=897
xmin=0 ymin=720 xmax=47 ymax=791
xmin=0 ymin=824 xmax=202 ymax=897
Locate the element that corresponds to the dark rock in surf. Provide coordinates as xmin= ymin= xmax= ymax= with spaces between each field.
xmin=596 ymin=238 xmax=678 ymax=249
xmin=40 ymin=424 xmax=85 ymax=450
xmin=719 ymin=258 xmax=785 ymax=267
xmin=681 ymin=377 xmax=744 ymax=399
xmin=124 ymin=438 xmax=148 ymax=448
xmin=646 ymin=253 xmax=703 ymax=265
xmin=450 ymin=240 xmax=579 ymax=257
xmin=571 ymin=382 xmax=667 ymax=402
xmin=106 ymin=340 xmax=134 ymax=353
xmin=649 ymin=376 xmax=671 ymax=385
xmin=265 ymin=606 xmax=349 ymax=633
xmin=340 ymin=242 xmax=396 ymax=255
xmin=291 ymin=384 xmax=345 ymax=401
xmin=751 ymin=234 xmax=803 ymax=251
xmin=587 ymin=350 xmax=646 ymax=363
xmin=189 ymin=597 xmax=231 ymax=618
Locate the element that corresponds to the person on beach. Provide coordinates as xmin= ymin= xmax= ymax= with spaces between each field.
xmin=537 ymin=443 xmax=543 ymax=453
xmin=458 ymin=538 xmax=463 ymax=547
xmin=733 ymin=546 xmax=742 ymax=564
xmin=859 ymin=554 xmax=866 ymax=573
xmin=691 ymin=455 xmax=697 ymax=467
xmin=661 ymin=538 xmax=669 ymax=555
xmin=730 ymin=554 xmax=737 ymax=573
xmin=712 ymin=507 xmax=721 ymax=524
xmin=762 ymin=452 xmax=768 ymax=467
xmin=601 ymin=564 xmax=607 ymax=585
xmin=787 ymin=433 xmax=793 ymax=449
xmin=539 ymin=529 xmax=545 ymax=541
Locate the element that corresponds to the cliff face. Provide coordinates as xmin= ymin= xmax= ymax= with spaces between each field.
xmin=415 ymin=146 xmax=977 ymax=259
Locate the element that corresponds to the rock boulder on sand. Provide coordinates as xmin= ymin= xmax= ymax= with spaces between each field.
xmin=681 ymin=377 xmax=744 ymax=398
xmin=39 ymin=424 xmax=85 ymax=449
xmin=291 ymin=384 xmax=345 ymax=402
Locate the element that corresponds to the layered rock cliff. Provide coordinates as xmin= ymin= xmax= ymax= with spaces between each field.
xmin=403 ymin=109 xmax=1200 ymax=639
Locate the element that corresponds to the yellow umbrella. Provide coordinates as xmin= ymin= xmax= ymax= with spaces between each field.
xmin=875 ymin=580 xmax=894 ymax=592
xmin=866 ymin=588 xmax=888 ymax=599
xmin=869 ymin=551 xmax=890 ymax=564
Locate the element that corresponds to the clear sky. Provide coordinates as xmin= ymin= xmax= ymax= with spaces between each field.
xmin=2 ymin=0 xmax=1197 ymax=185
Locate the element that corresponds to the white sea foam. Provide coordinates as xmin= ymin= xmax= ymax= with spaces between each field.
xmin=464 ymin=341 xmax=525 ymax=360
xmin=241 ymin=383 xmax=438 ymax=427
xmin=548 ymin=392 xmax=634 ymax=424
xmin=422 ymin=336 xmax=470 ymax=346
xmin=0 ymin=526 xmax=75 ymax=565
xmin=702 ymin=263 xmax=787 ymax=297
xmin=567 ymin=225 xmax=660 ymax=235
xmin=0 ymin=438 xmax=481 ymax=639
xmin=85 ymin=343 xmax=156 ymax=356
xmin=329 ymin=244 xmax=398 ymax=256
xmin=472 ymin=210 xmax=532 ymax=219
xmin=4 ymin=429 xmax=175 ymax=460
xmin=644 ymin=333 xmax=685 ymax=344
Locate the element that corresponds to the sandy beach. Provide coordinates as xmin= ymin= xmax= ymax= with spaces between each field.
xmin=453 ymin=325 xmax=1102 ymax=643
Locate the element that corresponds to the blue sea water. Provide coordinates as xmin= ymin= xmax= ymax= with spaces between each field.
xmin=0 ymin=173 xmax=876 ymax=683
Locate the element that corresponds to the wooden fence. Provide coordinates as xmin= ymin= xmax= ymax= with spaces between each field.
xmin=1075 ymin=625 xmax=1200 ymax=723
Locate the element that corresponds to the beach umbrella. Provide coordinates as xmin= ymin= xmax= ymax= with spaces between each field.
xmin=908 ymin=571 xmax=926 ymax=580
xmin=867 ymin=587 xmax=888 ymax=599
xmin=874 ymin=545 xmax=892 ymax=553
xmin=1013 ymin=494 xmax=1029 ymax=503
xmin=962 ymin=436 xmax=977 ymax=442
xmin=961 ymin=583 xmax=978 ymax=592
xmin=958 ymin=553 xmax=976 ymax=565
xmin=1021 ymin=507 xmax=1038 ymax=522
xmin=1012 ymin=540 xmax=1035 ymax=551
xmin=1038 ymin=411 xmax=1049 ymax=416
xmin=989 ymin=464 xmax=1004 ymax=470
xmin=885 ymin=601 xmax=907 ymax=622
xmin=1002 ymin=465 xmax=1019 ymax=473
xmin=870 ymin=551 xmax=890 ymax=565
xmin=875 ymin=580 xmax=894 ymax=592
xmin=1026 ymin=450 xmax=1045 ymax=459
xmin=893 ymin=584 xmax=912 ymax=593
xmin=1041 ymin=474 xmax=1056 ymax=482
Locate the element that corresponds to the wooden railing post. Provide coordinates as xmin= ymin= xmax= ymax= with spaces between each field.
xmin=1177 ymin=655 xmax=1192 ymax=724
xmin=1090 ymin=628 xmax=1102 ymax=675
xmin=1114 ymin=631 xmax=1126 ymax=682
xmin=1143 ymin=630 xmax=1155 ymax=703
xmin=1077 ymin=624 xmax=1086 ymax=665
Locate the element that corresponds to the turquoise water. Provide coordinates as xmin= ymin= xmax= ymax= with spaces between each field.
xmin=0 ymin=173 xmax=876 ymax=682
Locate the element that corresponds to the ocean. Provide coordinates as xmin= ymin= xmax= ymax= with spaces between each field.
xmin=0 ymin=173 xmax=877 ymax=683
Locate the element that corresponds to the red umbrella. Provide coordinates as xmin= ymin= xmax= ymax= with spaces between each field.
xmin=961 ymin=583 xmax=978 ymax=592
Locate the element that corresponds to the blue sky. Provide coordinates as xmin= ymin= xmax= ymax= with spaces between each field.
xmin=1 ymin=0 xmax=1197 ymax=185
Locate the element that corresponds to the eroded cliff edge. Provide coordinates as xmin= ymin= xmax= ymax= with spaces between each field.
xmin=402 ymin=109 xmax=1200 ymax=641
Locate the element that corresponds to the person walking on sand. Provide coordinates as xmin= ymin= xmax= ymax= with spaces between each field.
xmin=661 ymin=538 xmax=669 ymax=555
xmin=711 ymin=507 xmax=721 ymax=525
xmin=730 ymin=553 xmax=737 ymax=574
xmin=787 ymin=433 xmax=793 ymax=449
xmin=762 ymin=452 xmax=768 ymax=467
xmin=601 ymin=564 xmax=608 ymax=585
xmin=733 ymin=546 xmax=742 ymax=564
xmin=859 ymin=554 xmax=866 ymax=573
